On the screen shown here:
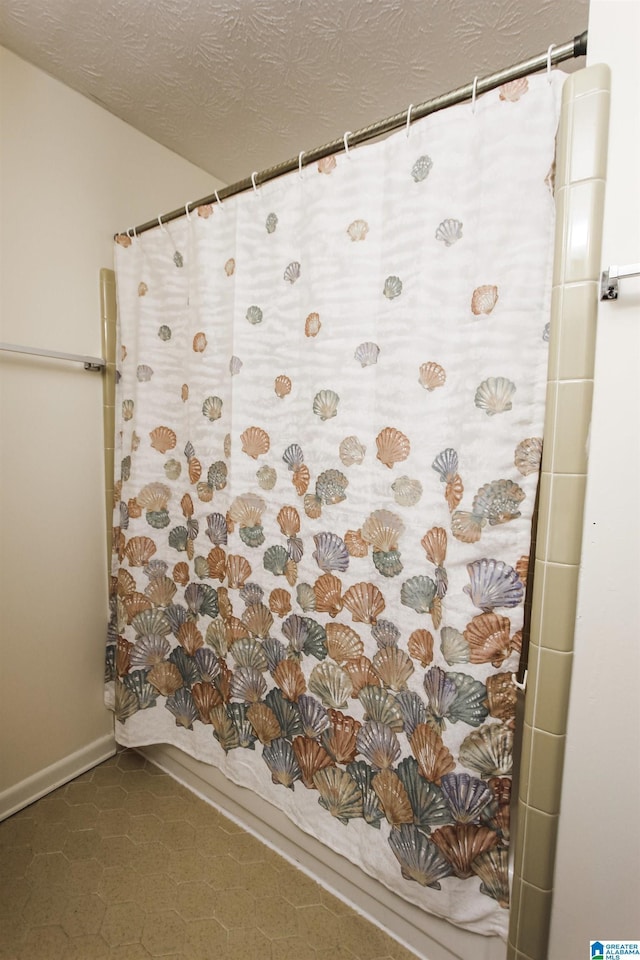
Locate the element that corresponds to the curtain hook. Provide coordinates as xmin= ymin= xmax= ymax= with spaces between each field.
xmin=184 ymin=203 xmax=192 ymax=221
xmin=298 ymin=150 xmax=305 ymax=179
xmin=214 ymin=190 xmax=223 ymax=208
xmin=343 ymin=131 xmax=352 ymax=157
xmin=132 ymin=226 xmax=138 ymax=240
xmin=251 ymin=171 xmax=259 ymax=193
xmin=546 ymin=44 xmax=556 ymax=82
xmin=157 ymin=215 xmax=166 ymax=232
xmin=471 ymin=77 xmax=479 ymax=114
xmin=405 ymin=104 xmax=414 ymax=138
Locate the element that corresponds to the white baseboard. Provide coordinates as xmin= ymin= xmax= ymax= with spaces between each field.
xmin=0 ymin=734 xmax=117 ymax=821
xmin=140 ymin=743 xmax=506 ymax=960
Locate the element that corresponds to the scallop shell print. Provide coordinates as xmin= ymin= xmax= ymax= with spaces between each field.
xmin=391 ymin=476 xmax=422 ymax=507
xmin=246 ymin=305 xmax=263 ymax=325
xmin=383 ymin=276 xmax=403 ymax=300
xmin=418 ymin=362 xmax=446 ymax=391
xmin=376 ymin=427 xmax=410 ymax=469
xmin=471 ymin=285 xmax=499 ymax=316
xmin=474 ymin=377 xmax=516 ymax=416
xmin=411 ymin=155 xmax=433 ymax=183
xmin=339 ymin=436 xmax=366 ymax=466
xmin=464 ymin=559 xmax=524 ymax=611
xmin=388 ymin=824 xmax=453 ymax=888
xmin=347 ymin=219 xmax=369 ymax=241
xmin=435 ymin=219 xmax=463 ymax=246
xmin=313 ymin=390 xmax=339 ymax=421
xmin=514 ymin=437 xmax=543 ymax=476
xmin=284 ymin=261 xmax=301 ymax=284
xmin=354 ymin=342 xmax=380 ymax=367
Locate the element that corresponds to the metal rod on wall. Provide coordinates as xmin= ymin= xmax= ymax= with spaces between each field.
xmin=121 ymin=30 xmax=587 ymax=239
xmin=0 ymin=342 xmax=105 ymax=372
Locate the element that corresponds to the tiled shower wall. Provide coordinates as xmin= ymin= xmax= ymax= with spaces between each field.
xmin=507 ymin=64 xmax=611 ymax=960
xmin=100 ymin=65 xmax=610 ymax=960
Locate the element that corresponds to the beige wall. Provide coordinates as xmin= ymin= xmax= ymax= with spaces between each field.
xmin=0 ymin=46 xmax=222 ymax=808
xmin=549 ymin=2 xmax=640 ymax=956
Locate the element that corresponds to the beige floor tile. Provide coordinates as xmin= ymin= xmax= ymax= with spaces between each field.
xmin=253 ymin=894 xmax=301 ymax=940
xmin=65 ymin=934 xmax=110 ymax=959
xmin=140 ymin=910 xmax=187 ymax=956
xmin=61 ymin=894 xmax=107 ymax=937
xmin=100 ymin=901 xmax=145 ymax=946
xmin=271 ymin=935 xmax=318 ymax=960
xmin=0 ymin=752 xmax=428 ymax=960
xmin=17 ymin=924 xmax=69 ymax=960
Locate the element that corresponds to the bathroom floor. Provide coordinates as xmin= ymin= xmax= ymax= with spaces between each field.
xmin=0 ymin=750 xmax=419 ymax=960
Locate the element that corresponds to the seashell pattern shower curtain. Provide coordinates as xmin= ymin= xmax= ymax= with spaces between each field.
xmin=107 ymin=72 xmax=564 ymax=940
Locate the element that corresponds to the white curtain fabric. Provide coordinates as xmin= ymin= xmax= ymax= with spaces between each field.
xmin=108 ymin=72 xmax=564 ymax=940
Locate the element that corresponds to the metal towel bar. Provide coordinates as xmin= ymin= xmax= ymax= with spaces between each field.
xmin=0 ymin=342 xmax=105 ymax=371
xmin=600 ymin=263 xmax=640 ymax=300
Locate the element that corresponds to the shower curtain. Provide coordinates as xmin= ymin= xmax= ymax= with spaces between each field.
xmin=107 ymin=71 xmax=564 ymax=941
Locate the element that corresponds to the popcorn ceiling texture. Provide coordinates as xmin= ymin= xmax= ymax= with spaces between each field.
xmin=0 ymin=0 xmax=588 ymax=184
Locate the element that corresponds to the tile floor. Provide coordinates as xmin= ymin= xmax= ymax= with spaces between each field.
xmin=0 ymin=750 xmax=420 ymax=960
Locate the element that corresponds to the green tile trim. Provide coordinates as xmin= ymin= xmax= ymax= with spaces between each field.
xmin=518 ymin=724 xmax=566 ymax=816
xmin=519 ymin=806 xmax=558 ymax=891
xmin=529 ymin=559 xmax=579 ymax=653
xmin=524 ymin=644 xmax=573 ymax=736
xmin=517 ymin=882 xmax=553 ymax=960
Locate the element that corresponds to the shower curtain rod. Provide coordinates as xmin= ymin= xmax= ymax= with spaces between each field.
xmin=123 ymin=30 xmax=587 ymax=239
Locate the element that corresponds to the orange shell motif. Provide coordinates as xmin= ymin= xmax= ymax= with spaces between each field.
xmin=123 ymin=592 xmax=152 ymax=621
xmin=116 ymin=637 xmax=133 ymax=676
xmin=247 ymin=703 xmax=281 ymax=745
xmin=117 ymin=569 xmax=136 ymax=597
xmin=420 ymin=527 xmax=447 ymax=566
xmin=273 ymin=659 xmax=306 ymax=702
xmin=268 ymin=588 xmax=292 ymax=618
xmin=177 ymin=622 xmax=204 ymax=657
xmin=191 ymin=681 xmax=221 ymax=723
xmin=515 ymin=555 xmax=529 ymax=585
xmin=226 ymin=554 xmax=252 ymax=589
xmin=274 ymin=375 xmax=292 ymax=398
xmin=485 ymin=672 xmax=517 ymax=725
xmin=471 ymin=285 xmax=499 ymax=316
xmin=344 ymin=529 xmax=368 ymax=558
xmin=147 ymin=662 xmax=183 ymax=697
xmin=115 ymin=233 xmax=132 ymax=247
xmin=193 ymin=332 xmax=207 ymax=352
xmin=292 ymin=465 xmax=310 ymax=496
xmin=240 ymin=426 xmax=270 ymax=460
xmin=277 ymin=505 xmax=300 ymax=537
xmin=149 ymin=426 xmax=177 ymax=454
xmin=499 ymin=77 xmax=529 ymax=102
xmin=224 ymin=258 xmax=235 ymax=276
xmin=217 ymin=587 xmax=233 ymax=622
xmin=325 ymin=623 xmax=364 ymax=663
xmin=317 ymin=156 xmax=337 ymax=175
xmin=407 ymin=629 xmax=434 ymax=668
xmin=375 ymin=427 xmax=410 ymax=469
xmin=463 ymin=613 xmax=513 ymax=667
xmin=207 ymin=547 xmax=227 ymax=581
xmin=343 ymin=656 xmax=382 ymax=696
xmin=305 ymin=313 xmax=321 ymax=337
xmin=313 ymin=574 xmax=343 ymax=618
xmin=124 ymin=536 xmax=156 ymax=567
xmin=431 ymin=824 xmax=499 ymax=879
xmin=197 ymin=204 xmax=213 ymax=218
xmin=445 ymin=474 xmax=464 ymax=512
xmin=418 ymin=362 xmax=446 ymax=391
xmin=323 ymin=710 xmax=361 ymax=763
xmin=292 ymin=736 xmax=334 ymax=789
xmin=342 ymin=581 xmax=385 ymax=625
xmin=410 ymin=723 xmax=456 ymax=784
xmin=372 ymin=646 xmax=414 ymax=691
xmin=372 ymin=769 xmax=414 ymax=826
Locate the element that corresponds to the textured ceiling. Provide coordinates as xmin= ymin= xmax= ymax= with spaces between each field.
xmin=0 ymin=0 xmax=589 ymax=185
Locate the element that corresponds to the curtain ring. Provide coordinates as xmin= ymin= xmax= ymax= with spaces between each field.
xmin=132 ymin=226 xmax=138 ymax=240
xmin=298 ymin=150 xmax=305 ymax=179
xmin=184 ymin=203 xmax=192 ymax=221
xmin=251 ymin=171 xmax=259 ymax=193
xmin=157 ymin=215 xmax=166 ymax=232
xmin=546 ymin=44 xmax=555 ymax=82
xmin=471 ymin=77 xmax=479 ymax=114
xmin=405 ymin=104 xmax=414 ymax=138
xmin=343 ymin=131 xmax=352 ymax=157
xmin=214 ymin=190 xmax=223 ymax=207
